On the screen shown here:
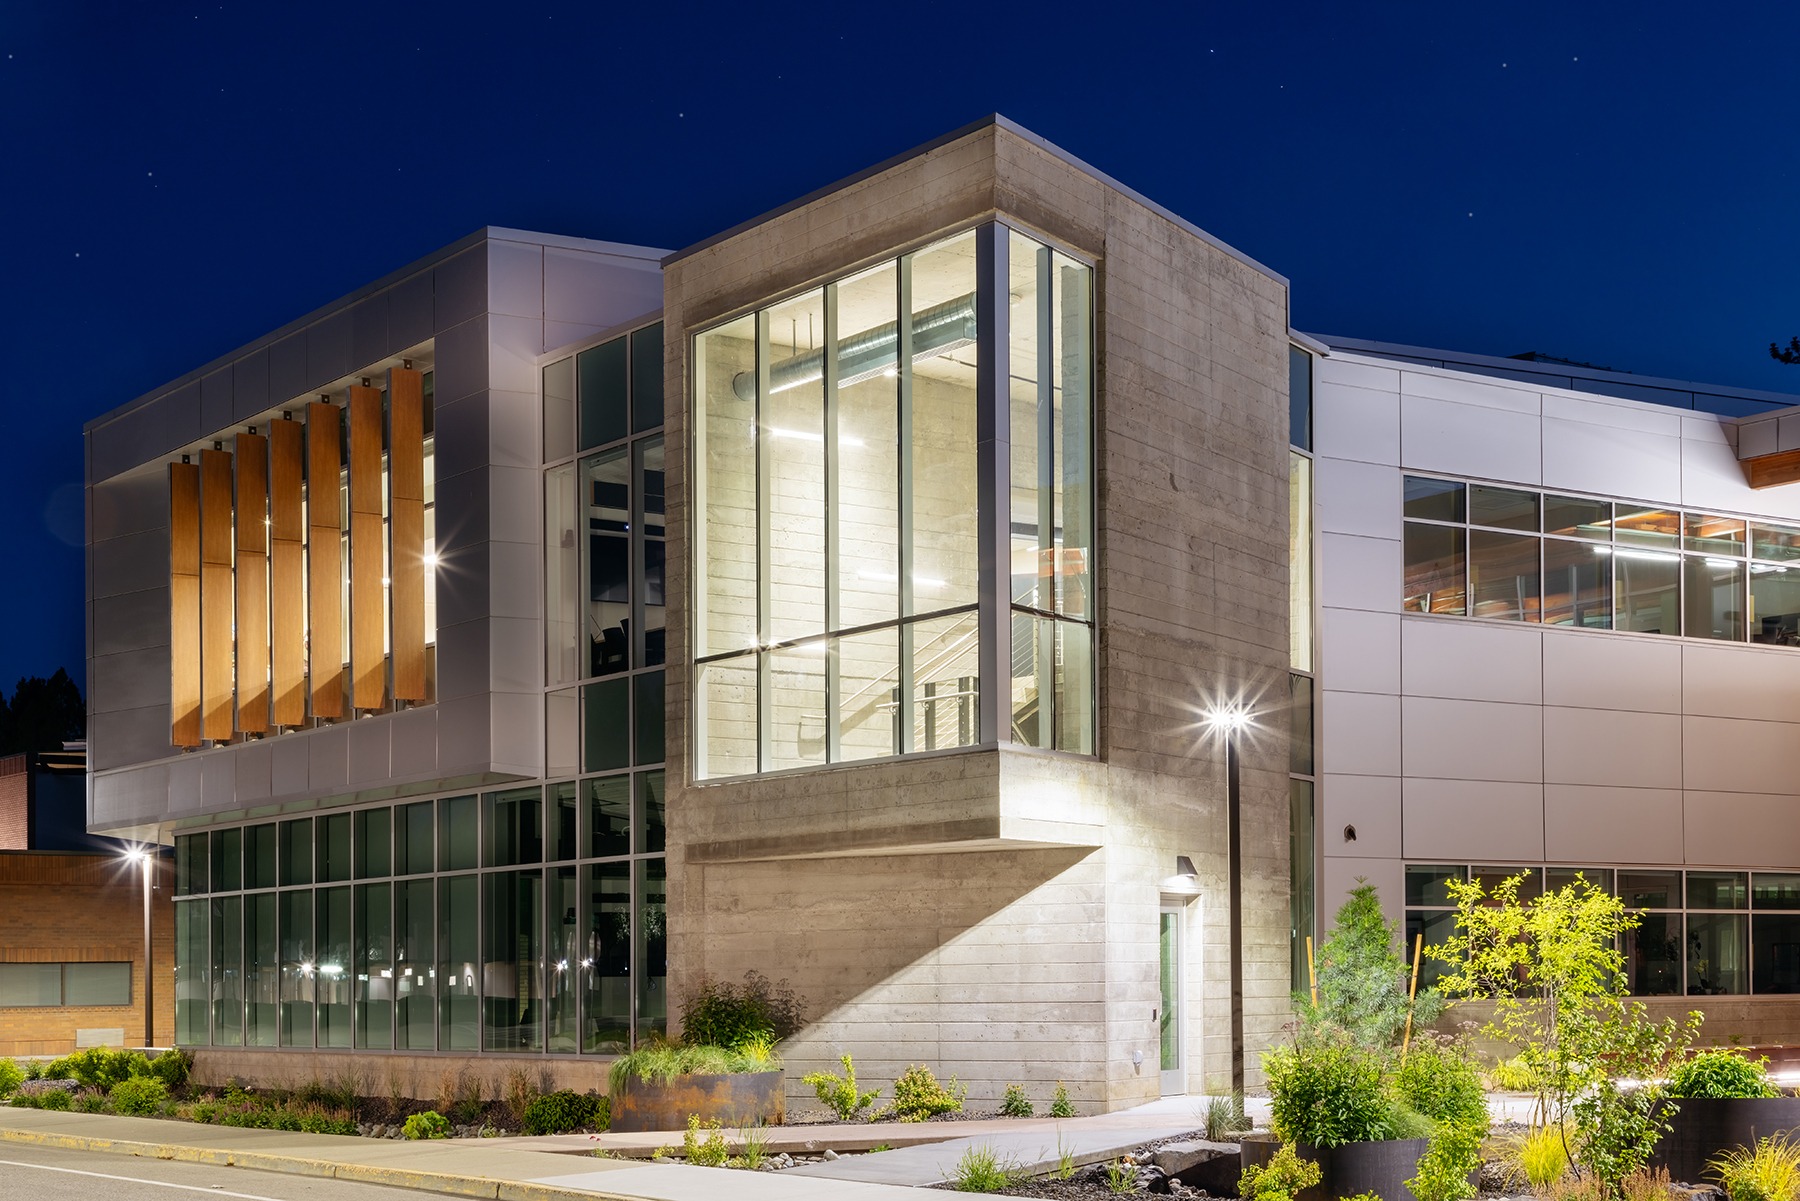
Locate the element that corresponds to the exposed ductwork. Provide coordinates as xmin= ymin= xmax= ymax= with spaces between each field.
xmin=731 ymin=292 xmax=978 ymax=402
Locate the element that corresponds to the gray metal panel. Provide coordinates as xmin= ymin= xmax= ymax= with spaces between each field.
xmin=88 ymin=706 xmax=172 ymax=773
xmin=271 ymin=735 xmax=309 ymax=796
xmin=488 ymin=542 xmax=540 ymax=619
xmin=489 ymin=691 xmax=541 ymax=775
xmin=389 ymin=705 xmax=437 ymax=779
xmin=236 ymin=739 xmax=273 ymax=803
xmin=90 ymin=646 xmax=168 ymax=714
xmin=389 ymin=271 xmax=434 ymax=348
xmin=1739 ymin=417 xmax=1778 ymax=459
xmin=542 ymin=247 xmax=664 ymax=329
xmin=91 ymin=387 xmax=202 ymax=482
xmin=434 ymin=315 xmax=488 ymax=405
xmin=93 ymin=589 xmax=168 ymax=658
xmin=92 ymin=527 xmax=169 ymax=599
xmin=351 ymin=291 xmax=391 ymax=370
xmin=487 ymin=389 xmax=538 ymax=470
xmin=489 ymin=618 xmax=541 ymax=694
xmin=487 ymin=239 xmax=544 ymax=319
xmin=200 ymin=369 xmax=233 ymax=434
xmin=167 ymin=752 xmax=201 ymax=809
xmin=1573 ymin=377 xmax=1695 ymax=408
xmin=307 ymin=724 xmax=349 ymax=792
xmin=488 ymin=465 xmax=538 ymax=545
xmin=232 ymin=348 xmax=269 ymax=422
xmin=435 ymin=618 xmax=490 ymax=701
xmin=434 ymin=246 xmax=487 ymax=332
xmin=200 ymin=752 xmax=235 ymax=812
xmin=432 ymin=392 xmax=488 ymax=482
xmin=489 ymin=313 xmax=545 ymax=392
xmin=434 ymin=695 xmax=493 ymax=775
xmin=268 ymin=333 xmax=308 ymax=405
xmin=307 ymin=308 xmax=354 ymax=385
xmin=347 ymin=719 xmax=391 ymax=785
xmin=90 ymin=763 xmax=170 ymax=836
xmin=90 ymin=468 xmax=167 ymax=542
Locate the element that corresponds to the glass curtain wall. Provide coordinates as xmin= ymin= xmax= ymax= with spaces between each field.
xmin=692 ymin=225 xmax=1095 ymax=779
xmin=1287 ymin=346 xmax=1317 ymax=993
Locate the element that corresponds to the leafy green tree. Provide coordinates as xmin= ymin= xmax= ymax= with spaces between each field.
xmin=1430 ymin=872 xmax=1700 ymax=1198
xmin=1299 ymin=881 xmax=1441 ymax=1045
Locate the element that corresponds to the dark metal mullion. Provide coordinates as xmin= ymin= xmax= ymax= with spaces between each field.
xmin=1035 ymin=243 xmax=1056 ymax=747
xmin=897 ymin=259 xmax=916 ymax=754
xmin=824 ymin=285 xmax=842 ymax=764
xmin=975 ymin=224 xmax=1011 ymax=747
xmin=755 ymin=311 xmax=773 ymax=771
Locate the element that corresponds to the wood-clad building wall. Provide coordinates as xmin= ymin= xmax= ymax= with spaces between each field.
xmin=306 ymin=401 xmax=345 ymax=719
xmin=268 ymin=419 xmax=306 ymax=727
xmin=198 ymin=449 xmax=234 ymax=743
xmin=348 ymin=386 xmax=385 ymax=712
xmin=389 ymin=368 xmax=427 ymax=702
xmin=169 ymin=464 xmax=201 ymax=748
xmin=234 ymin=433 xmax=269 ymax=734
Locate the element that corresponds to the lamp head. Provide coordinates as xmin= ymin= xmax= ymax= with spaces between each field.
xmin=1203 ymin=704 xmax=1254 ymax=734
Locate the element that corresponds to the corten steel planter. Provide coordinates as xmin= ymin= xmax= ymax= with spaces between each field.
xmin=1651 ymin=1097 xmax=1800 ymax=1184
xmin=1240 ymin=1133 xmax=1450 ymax=1201
xmin=608 ymin=1070 xmax=785 ymax=1133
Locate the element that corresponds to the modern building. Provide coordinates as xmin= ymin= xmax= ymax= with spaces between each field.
xmin=79 ymin=116 xmax=1800 ymax=1108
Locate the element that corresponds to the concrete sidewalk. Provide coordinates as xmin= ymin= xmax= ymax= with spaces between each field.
xmin=0 ymin=1108 xmax=933 ymax=1201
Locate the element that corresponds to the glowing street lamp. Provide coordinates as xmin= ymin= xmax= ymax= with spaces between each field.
xmin=1203 ymin=703 xmax=1256 ymax=1095
xmin=123 ymin=846 xmax=153 ymax=1049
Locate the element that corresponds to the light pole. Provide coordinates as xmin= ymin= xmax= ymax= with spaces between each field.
xmin=126 ymin=847 xmax=153 ymax=1048
xmin=1205 ymin=704 xmax=1252 ymax=1097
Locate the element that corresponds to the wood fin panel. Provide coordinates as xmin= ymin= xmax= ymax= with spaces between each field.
xmin=307 ymin=401 xmax=344 ymax=719
xmin=268 ymin=420 xmax=306 ymax=726
xmin=200 ymin=448 xmax=235 ymax=742
xmin=169 ymin=462 xmax=201 ymax=748
xmin=348 ymin=385 xmax=385 ymax=711
xmin=234 ymin=433 xmax=270 ymax=733
xmin=389 ymin=368 xmax=427 ymax=701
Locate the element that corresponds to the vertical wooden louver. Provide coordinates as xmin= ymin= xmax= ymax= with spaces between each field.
xmin=199 ymin=448 xmax=235 ymax=742
xmin=268 ymin=419 xmax=306 ymax=726
xmin=169 ymin=462 xmax=202 ymax=748
xmin=234 ymin=433 xmax=270 ymax=733
xmin=307 ymin=401 xmax=345 ymax=718
xmin=388 ymin=368 xmax=427 ymax=701
xmin=348 ymin=385 xmax=386 ymax=711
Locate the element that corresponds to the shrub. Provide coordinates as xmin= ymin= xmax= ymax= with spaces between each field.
xmin=738 ymin=1123 xmax=770 ymax=1170
xmin=1050 ymin=1080 xmax=1075 ymax=1118
xmin=1394 ymin=1037 xmax=1488 ymax=1133
xmin=1710 ymin=1132 xmax=1800 ymax=1201
xmin=887 ymin=1064 xmax=965 ymax=1122
xmin=148 ymin=1049 xmax=193 ymax=1091
xmin=503 ymin=1067 xmax=541 ymax=1126
xmin=109 ymin=1075 xmax=169 ymax=1116
xmin=801 ymin=1054 xmax=880 ymax=1121
xmin=522 ymin=1090 xmax=600 ymax=1135
xmin=0 ymin=1060 xmax=22 ymax=1097
xmin=45 ymin=1047 xmax=152 ymax=1091
xmin=1407 ymin=1121 xmax=1484 ymax=1201
xmin=1263 ymin=1028 xmax=1395 ymax=1147
xmin=681 ymin=1114 xmax=730 ymax=1167
xmin=1239 ymin=1143 xmax=1323 ymax=1201
xmin=37 ymin=1088 xmax=72 ymax=1111
xmin=403 ymin=1110 xmax=451 ymax=1140
xmin=1670 ymin=1050 xmax=1780 ymax=1100
xmin=607 ymin=1044 xmax=777 ymax=1094
xmin=999 ymin=1083 xmax=1032 ymax=1118
xmin=1621 ymin=1167 xmax=1676 ymax=1201
xmin=950 ymin=1144 xmax=1025 ymax=1192
xmin=1489 ymin=1054 xmax=1540 ymax=1094
xmin=290 ymin=1103 xmax=357 ymax=1135
xmin=74 ymin=1091 xmax=109 ymax=1113
xmin=679 ymin=971 xmax=804 ymax=1050
xmin=1510 ymin=1125 xmax=1573 ymax=1190
xmin=1205 ymin=1093 xmax=1248 ymax=1140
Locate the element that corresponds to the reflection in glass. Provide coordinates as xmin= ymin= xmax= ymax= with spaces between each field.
xmin=395 ymin=878 xmax=434 ymax=1050
xmin=1289 ymin=345 xmax=1313 ymax=451
xmin=1614 ymin=550 xmax=1679 ymax=634
xmin=835 ymin=262 xmax=900 ymax=632
xmin=279 ymin=818 xmax=312 ymax=887
xmin=278 ymin=888 xmax=313 ymax=1046
xmin=1751 ymin=563 xmax=1800 ymax=645
xmin=1687 ymin=912 xmax=1747 ymax=995
xmin=1542 ymin=539 xmax=1612 ymax=628
xmin=396 ymin=802 xmax=432 ymax=875
xmin=354 ymin=882 xmax=392 ymax=1049
xmin=485 ymin=787 xmax=543 ymax=867
xmin=1470 ymin=530 xmax=1539 ymax=621
xmin=176 ymin=834 xmax=207 ymax=896
xmin=175 ymin=901 xmax=208 ymax=1044
xmin=354 ymin=807 xmax=391 ymax=879
xmin=438 ymin=875 xmax=478 ymax=1050
xmin=1544 ymin=495 xmax=1612 ymax=541
xmin=1290 ymin=453 xmax=1313 ymax=671
xmin=1289 ymin=674 xmax=1314 ymax=776
xmin=630 ymin=323 xmax=663 ymax=432
xmin=482 ymin=870 xmax=542 ymax=1052
xmin=1405 ymin=865 xmax=1463 ymax=907
xmin=907 ymin=232 xmax=980 ymax=615
xmin=246 ymin=892 xmax=277 ymax=1046
xmin=545 ymin=461 xmax=579 ymax=684
xmin=315 ymin=886 xmax=352 ymax=1048
xmin=211 ymin=895 xmax=243 ymax=1046
xmin=1619 ymin=870 xmax=1681 ymax=909
xmin=549 ymin=782 xmax=578 ymax=862
xmin=583 ymin=677 xmax=629 ymax=772
xmin=1546 ymin=867 xmax=1614 ymax=894
xmin=583 ymin=448 xmax=631 ymax=677
xmin=1683 ymin=556 xmax=1744 ymax=641
xmin=1405 ymin=910 xmax=1458 ymax=989
xmin=1470 ymin=486 xmax=1539 ymax=531
xmin=246 ymin=824 xmax=277 ymax=890
xmin=211 ymin=827 xmax=242 ymax=892
xmin=1688 ymin=871 xmax=1748 ymax=909
xmin=439 ymin=795 xmax=477 ymax=871
xmin=1626 ymin=913 xmax=1682 ymax=996
xmin=587 ymin=776 xmax=630 ymax=859
xmin=638 ymin=771 xmax=665 ymax=855
xmin=1403 ymin=477 xmax=1464 ymax=522
xmin=636 ymin=858 xmax=667 ymax=1044
xmin=577 ymin=337 xmax=627 ymax=452
xmin=1686 ymin=514 xmax=1746 ymax=556
xmin=1290 ymin=780 xmax=1315 ymax=993
xmin=543 ymin=357 xmax=575 ymax=464
xmin=318 ymin=812 xmax=351 ymax=883
xmin=547 ymin=868 xmax=580 ymax=1054
xmin=634 ymin=670 xmax=663 ymax=766
xmin=1752 ymin=522 xmax=1800 ymax=562
xmin=1755 ymin=873 xmax=1800 ymax=909
xmin=1614 ymin=505 xmax=1680 ymax=548
xmin=1473 ymin=866 xmax=1542 ymax=901
xmin=639 ymin=438 xmax=666 ymax=667
xmin=1754 ymin=912 xmax=1800 ymax=993
xmin=1403 ymin=523 xmax=1465 ymax=614
xmin=582 ymin=862 xmax=631 ymax=1053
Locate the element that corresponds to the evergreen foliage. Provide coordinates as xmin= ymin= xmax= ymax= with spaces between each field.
xmin=1299 ymin=881 xmax=1441 ymax=1045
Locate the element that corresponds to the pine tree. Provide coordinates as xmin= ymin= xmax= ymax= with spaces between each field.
xmin=1299 ymin=880 xmax=1441 ymax=1045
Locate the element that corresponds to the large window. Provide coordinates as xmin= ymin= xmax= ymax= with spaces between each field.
xmin=0 ymin=962 xmax=130 ymax=1007
xmin=692 ymin=225 xmax=1095 ymax=779
xmin=1402 ymin=476 xmax=1800 ymax=646
xmin=1402 ymin=864 xmax=1784 ymax=997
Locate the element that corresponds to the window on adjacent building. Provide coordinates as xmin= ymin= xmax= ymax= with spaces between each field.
xmin=0 ymin=962 xmax=131 ymax=1007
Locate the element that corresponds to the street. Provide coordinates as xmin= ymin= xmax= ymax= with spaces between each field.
xmin=0 ymin=1144 xmax=438 ymax=1201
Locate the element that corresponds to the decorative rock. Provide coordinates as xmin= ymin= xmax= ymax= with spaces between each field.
xmin=1154 ymin=1140 xmax=1237 ymax=1178
xmin=822 ymin=1149 xmax=839 ymax=1161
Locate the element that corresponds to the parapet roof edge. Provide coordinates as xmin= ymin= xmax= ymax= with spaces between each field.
xmin=85 ymin=228 xmax=669 ymax=435
xmin=1315 ymin=333 xmax=1800 ymax=416
xmin=661 ymin=115 xmax=1288 ymax=288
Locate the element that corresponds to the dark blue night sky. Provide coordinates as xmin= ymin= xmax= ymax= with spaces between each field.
xmin=3 ymin=2 xmax=1797 ymax=695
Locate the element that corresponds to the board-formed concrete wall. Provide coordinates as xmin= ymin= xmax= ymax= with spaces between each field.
xmin=663 ymin=119 xmax=1293 ymax=1110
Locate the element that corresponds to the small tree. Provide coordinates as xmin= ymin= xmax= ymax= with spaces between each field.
xmin=1430 ymin=872 xmax=1700 ymax=1198
xmin=1299 ymin=881 xmax=1441 ymax=1045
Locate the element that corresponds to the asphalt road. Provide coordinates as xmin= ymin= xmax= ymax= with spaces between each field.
xmin=0 ymin=1144 xmax=437 ymax=1201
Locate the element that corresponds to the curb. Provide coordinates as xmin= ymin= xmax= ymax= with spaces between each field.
xmin=0 ymin=1126 xmax=638 ymax=1201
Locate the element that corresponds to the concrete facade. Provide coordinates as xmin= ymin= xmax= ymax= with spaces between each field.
xmin=662 ymin=122 xmax=1294 ymax=1106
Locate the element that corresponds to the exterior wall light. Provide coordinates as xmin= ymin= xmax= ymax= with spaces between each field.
xmin=1161 ymin=855 xmax=1201 ymax=894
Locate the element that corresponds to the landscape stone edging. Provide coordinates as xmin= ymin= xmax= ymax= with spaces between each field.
xmin=0 ymin=1124 xmax=639 ymax=1201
